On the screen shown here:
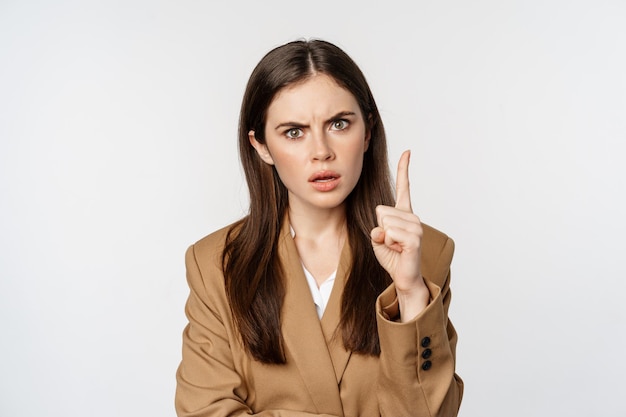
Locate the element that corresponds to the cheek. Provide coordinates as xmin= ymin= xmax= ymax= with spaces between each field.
xmin=347 ymin=133 xmax=369 ymax=161
xmin=344 ymin=142 xmax=366 ymax=178
xmin=264 ymin=147 xmax=301 ymax=184
xmin=268 ymin=147 xmax=299 ymax=172
xmin=354 ymin=156 xmax=365 ymax=177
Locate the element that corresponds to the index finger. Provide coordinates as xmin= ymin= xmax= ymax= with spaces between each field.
xmin=395 ymin=150 xmax=413 ymax=212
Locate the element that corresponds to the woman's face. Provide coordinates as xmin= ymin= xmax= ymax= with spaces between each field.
xmin=249 ymin=74 xmax=370 ymax=213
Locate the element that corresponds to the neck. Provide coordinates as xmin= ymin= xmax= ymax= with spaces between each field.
xmin=287 ymin=204 xmax=347 ymax=242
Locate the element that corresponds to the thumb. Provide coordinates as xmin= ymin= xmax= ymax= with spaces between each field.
xmin=370 ymin=227 xmax=385 ymax=244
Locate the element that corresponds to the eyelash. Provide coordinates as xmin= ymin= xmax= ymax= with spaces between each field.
xmin=282 ymin=119 xmax=350 ymax=140
xmin=331 ymin=119 xmax=350 ymax=131
xmin=285 ymin=128 xmax=303 ymax=139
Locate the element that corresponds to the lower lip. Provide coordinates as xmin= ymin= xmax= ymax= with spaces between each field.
xmin=310 ymin=178 xmax=340 ymax=192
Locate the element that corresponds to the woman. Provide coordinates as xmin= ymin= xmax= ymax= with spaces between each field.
xmin=176 ymin=39 xmax=463 ymax=417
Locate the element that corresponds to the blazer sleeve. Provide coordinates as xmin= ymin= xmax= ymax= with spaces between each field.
xmin=375 ymin=236 xmax=464 ymax=417
xmin=175 ymin=244 xmax=340 ymax=417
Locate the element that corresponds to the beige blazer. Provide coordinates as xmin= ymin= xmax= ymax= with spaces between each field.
xmin=176 ymin=220 xmax=463 ymax=417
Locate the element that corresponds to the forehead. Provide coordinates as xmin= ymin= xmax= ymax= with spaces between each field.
xmin=266 ymin=74 xmax=362 ymax=121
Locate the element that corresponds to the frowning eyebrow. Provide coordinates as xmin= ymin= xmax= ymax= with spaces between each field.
xmin=273 ymin=111 xmax=357 ymax=130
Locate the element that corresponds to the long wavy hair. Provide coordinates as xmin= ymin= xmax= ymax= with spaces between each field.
xmin=222 ymin=39 xmax=395 ymax=364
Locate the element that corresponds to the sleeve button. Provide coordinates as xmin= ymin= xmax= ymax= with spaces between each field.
xmin=421 ymin=360 xmax=432 ymax=371
xmin=421 ymin=348 xmax=432 ymax=359
xmin=421 ymin=337 xmax=431 ymax=348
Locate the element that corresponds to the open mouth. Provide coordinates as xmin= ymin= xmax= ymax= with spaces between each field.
xmin=309 ymin=170 xmax=341 ymax=191
xmin=309 ymin=171 xmax=340 ymax=182
xmin=313 ymin=176 xmax=337 ymax=183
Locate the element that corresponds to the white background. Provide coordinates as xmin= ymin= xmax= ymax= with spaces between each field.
xmin=1 ymin=1 xmax=625 ymax=416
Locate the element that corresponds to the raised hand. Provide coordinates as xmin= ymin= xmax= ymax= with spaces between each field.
xmin=370 ymin=150 xmax=428 ymax=320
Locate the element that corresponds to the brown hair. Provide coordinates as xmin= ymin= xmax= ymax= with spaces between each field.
xmin=223 ymin=39 xmax=394 ymax=364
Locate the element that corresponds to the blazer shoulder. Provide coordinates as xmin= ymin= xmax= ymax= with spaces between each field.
xmin=193 ymin=220 xmax=243 ymax=251
xmin=422 ymin=223 xmax=454 ymax=253
xmin=421 ymin=223 xmax=455 ymax=287
xmin=187 ymin=220 xmax=243 ymax=270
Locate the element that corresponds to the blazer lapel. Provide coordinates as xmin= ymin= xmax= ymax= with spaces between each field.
xmin=320 ymin=239 xmax=352 ymax=385
xmin=278 ymin=221 xmax=344 ymax=417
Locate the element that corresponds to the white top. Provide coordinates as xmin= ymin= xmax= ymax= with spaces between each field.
xmin=290 ymin=226 xmax=337 ymax=319
xmin=302 ymin=265 xmax=336 ymax=319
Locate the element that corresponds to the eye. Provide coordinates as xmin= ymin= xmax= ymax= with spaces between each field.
xmin=330 ymin=119 xmax=349 ymax=131
xmin=285 ymin=128 xmax=303 ymax=139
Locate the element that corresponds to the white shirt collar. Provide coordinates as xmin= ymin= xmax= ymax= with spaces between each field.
xmin=290 ymin=225 xmax=337 ymax=319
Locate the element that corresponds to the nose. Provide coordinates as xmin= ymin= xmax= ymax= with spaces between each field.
xmin=311 ymin=131 xmax=335 ymax=161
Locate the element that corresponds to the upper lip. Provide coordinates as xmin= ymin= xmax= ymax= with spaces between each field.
xmin=308 ymin=170 xmax=341 ymax=182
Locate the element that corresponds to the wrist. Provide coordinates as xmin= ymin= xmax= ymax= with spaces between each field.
xmin=396 ymin=282 xmax=430 ymax=323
